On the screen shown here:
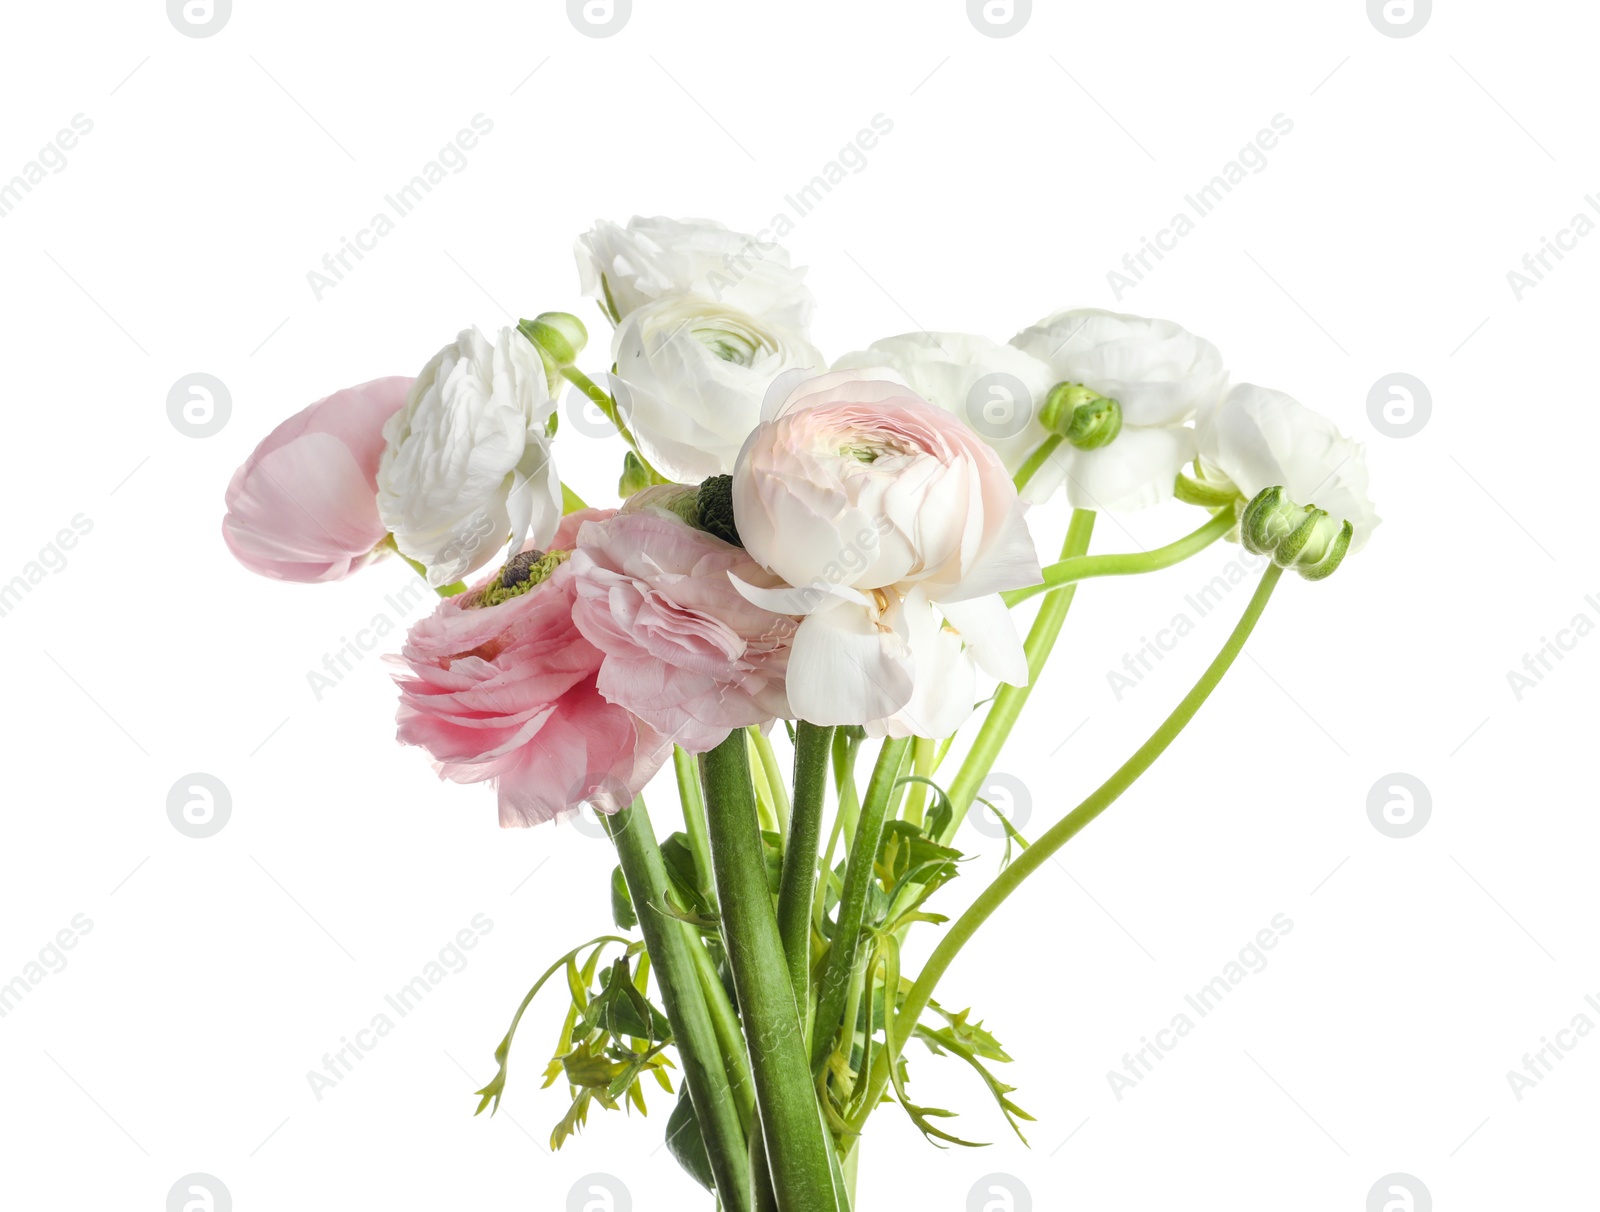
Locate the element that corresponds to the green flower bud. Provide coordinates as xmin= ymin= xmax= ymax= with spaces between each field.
xmin=619 ymin=451 xmax=652 ymax=498
xmin=1240 ymin=486 xmax=1354 ymax=581
xmin=1039 ymin=382 xmax=1123 ymax=450
xmin=519 ymin=312 xmax=589 ymax=379
xmin=466 ymin=548 xmax=572 ymax=608
xmin=696 ymin=474 xmax=742 ymax=548
xmin=1174 ymin=467 xmax=1242 ymax=508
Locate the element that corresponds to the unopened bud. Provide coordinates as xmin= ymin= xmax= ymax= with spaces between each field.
xmin=619 ymin=451 xmax=652 ymax=497
xmin=1040 ymin=382 xmax=1122 ymax=450
xmin=519 ymin=312 xmax=588 ymax=381
xmin=1240 ymin=486 xmax=1354 ymax=581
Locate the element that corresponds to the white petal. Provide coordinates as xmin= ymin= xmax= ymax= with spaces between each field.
xmin=940 ymin=594 xmax=1028 ymax=686
xmin=1062 ymin=425 xmax=1195 ymax=513
xmin=785 ymin=599 xmax=913 ymax=726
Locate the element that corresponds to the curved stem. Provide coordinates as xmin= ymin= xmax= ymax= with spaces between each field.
xmin=699 ymin=736 xmax=845 ymax=1211
xmin=604 ymin=799 xmax=752 ymax=1212
xmin=940 ymin=509 xmax=1096 ymax=843
xmin=810 ymin=738 xmax=911 ymax=1072
xmin=1002 ymin=508 xmax=1233 ymax=608
xmin=859 ymin=563 xmax=1286 ymax=1128
xmin=778 ymin=723 xmax=835 ymax=1004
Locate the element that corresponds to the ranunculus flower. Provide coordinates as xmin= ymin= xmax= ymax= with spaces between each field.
xmin=611 ymin=297 xmax=824 ymax=481
xmin=1195 ymin=383 xmax=1381 ymax=552
xmin=393 ymin=511 xmax=669 ymax=827
xmin=1009 ymin=308 xmax=1228 ymax=510
xmin=832 ymin=333 xmax=1056 ymax=491
xmin=730 ymin=371 xmax=1041 ymax=736
xmin=569 ymin=495 xmax=796 ymax=751
xmin=376 ymin=327 xmax=562 ymax=588
xmin=576 ymin=216 xmax=815 ymax=332
xmin=222 ymin=376 xmax=410 ymax=582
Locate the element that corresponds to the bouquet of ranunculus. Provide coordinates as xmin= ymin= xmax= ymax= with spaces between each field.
xmin=223 ymin=217 xmax=1378 ymax=1210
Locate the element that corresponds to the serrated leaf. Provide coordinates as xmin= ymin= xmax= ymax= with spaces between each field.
xmin=473 ymin=935 xmax=628 ymax=1116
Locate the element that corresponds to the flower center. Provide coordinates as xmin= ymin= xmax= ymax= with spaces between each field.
xmin=691 ymin=315 xmax=774 ymax=367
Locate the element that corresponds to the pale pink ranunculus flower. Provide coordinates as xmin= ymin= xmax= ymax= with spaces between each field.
xmin=729 ymin=371 xmax=1042 ymax=736
xmin=570 ymin=501 xmax=796 ymax=752
xmin=393 ymin=510 xmax=669 ymax=828
xmin=221 ymin=376 xmax=411 ymax=582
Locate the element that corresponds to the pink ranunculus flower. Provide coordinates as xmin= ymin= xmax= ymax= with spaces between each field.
xmin=729 ymin=371 xmax=1042 ymax=737
xmin=569 ymin=494 xmax=797 ymax=753
xmin=222 ymin=376 xmax=411 ymax=582
xmin=393 ymin=510 xmax=670 ymax=828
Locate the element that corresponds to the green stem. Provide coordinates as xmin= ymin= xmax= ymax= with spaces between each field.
xmin=940 ymin=509 xmax=1096 ymax=844
xmin=686 ymin=929 xmax=755 ymax=1135
xmin=699 ymin=736 xmax=846 ymax=1212
xmin=751 ymin=727 xmax=792 ymax=837
xmin=604 ymin=799 xmax=752 ymax=1212
xmin=1012 ymin=435 xmax=1064 ymax=494
xmin=778 ymin=723 xmax=835 ymax=1004
xmin=814 ymin=732 xmax=863 ymax=935
xmin=559 ymin=365 xmax=665 ymax=481
xmin=1002 ymin=508 xmax=1233 ymax=608
xmin=861 ymin=563 xmax=1286 ymax=1129
xmin=900 ymin=737 xmax=936 ymax=827
xmin=676 ymin=747 xmax=716 ymax=902
xmin=810 ymin=738 xmax=912 ymax=1073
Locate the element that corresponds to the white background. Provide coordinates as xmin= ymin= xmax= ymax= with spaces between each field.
xmin=1 ymin=1 xmax=1595 ymax=1209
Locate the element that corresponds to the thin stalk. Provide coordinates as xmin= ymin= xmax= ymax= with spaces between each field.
xmin=1013 ymin=435 xmax=1064 ymax=493
xmin=814 ymin=732 xmax=863 ymax=935
xmin=686 ymin=930 xmax=755 ymax=1136
xmin=940 ymin=509 xmax=1097 ymax=844
xmin=604 ymin=799 xmax=752 ymax=1211
xmin=778 ymin=723 xmax=835 ymax=1003
xmin=751 ymin=727 xmax=793 ymax=837
xmin=699 ymin=735 xmax=846 ymax=1212
xmin=855 ymin=563 xmax=1286 ymax=1131
xmin=1002 ymin=508 xmax=1233 ymax=608
xmin=676 ymin=747 xmax=715 ymax=901
xmin=900 ymin=737 xmax=936 ymax=828
xmin=810 ymin=738 xmax=912 ymax=1073
xmin=559 ymin=365 xmax=661 ymax=478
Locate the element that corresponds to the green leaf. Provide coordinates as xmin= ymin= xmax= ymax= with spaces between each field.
xmin=473 ymin=935 xmax=628 ymax=1116
xmin=916 ymin=1024 xmax=1034 ymax=1145
xmin=665 ymin=1083 xmax=716 ymax=1192
xmin=611 ymin=865 xmax=638 ymax=931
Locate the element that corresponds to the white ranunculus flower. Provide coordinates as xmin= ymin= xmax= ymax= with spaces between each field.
xmin=610 ymin=296 xmax=824 ymax=482
xmin=1009 ymin=308 xmax=1228 ymax=510
xmin=831 ymin=332 xmax=1056 ymax=487
xmin=377 ymin=326 xmax=561 ymax=587
xmin=576 ymin=216 xmax=815 ymax=333
xmin=730 ymin=371 xmax=1041 ymax=736
xmin=1195 ymin=383 xmax=1381 ymax=552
